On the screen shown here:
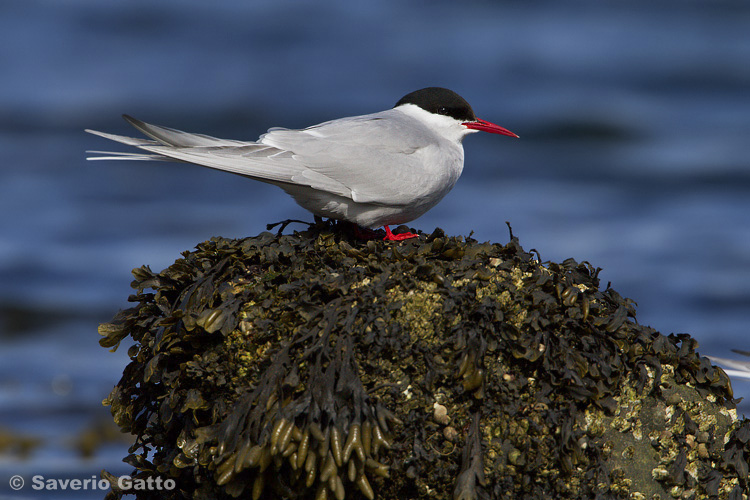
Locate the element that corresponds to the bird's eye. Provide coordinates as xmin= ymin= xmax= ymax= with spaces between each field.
xmin=437 ymin=107 xmax=448 ymax=115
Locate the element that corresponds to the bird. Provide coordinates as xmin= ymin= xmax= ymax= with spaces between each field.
xmin=708 ymin=350 xmax=750 ymax=381
xmin=86 ymin=87 xmax=518 ymax=241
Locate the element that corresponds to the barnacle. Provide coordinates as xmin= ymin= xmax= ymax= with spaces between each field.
xmin=100 ymin=226 xmax=750 ymax=500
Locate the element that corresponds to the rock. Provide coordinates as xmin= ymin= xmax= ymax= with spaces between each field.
xmin=433 ymin=403 xmax=450 ymax=425
xmin=99 ymin=226 xmax=750 ymax=499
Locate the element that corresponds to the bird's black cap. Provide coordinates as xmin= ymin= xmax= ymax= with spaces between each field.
xmin=394 ymin=87 xmax=477 ymax=122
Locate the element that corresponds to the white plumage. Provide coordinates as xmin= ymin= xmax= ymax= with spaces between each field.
xmin=87 ymin=87 xmax=517 ymax=239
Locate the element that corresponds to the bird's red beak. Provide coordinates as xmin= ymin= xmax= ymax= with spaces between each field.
xmin=463 ymin=118 xmax=519 ymax=138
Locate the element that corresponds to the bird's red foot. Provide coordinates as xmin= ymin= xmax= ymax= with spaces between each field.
xmin=383 ymin=225 xmax=420 ymax=241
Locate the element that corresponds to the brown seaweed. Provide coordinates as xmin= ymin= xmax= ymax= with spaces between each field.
xmin=99 ymin=225 xmax=750 ymax=499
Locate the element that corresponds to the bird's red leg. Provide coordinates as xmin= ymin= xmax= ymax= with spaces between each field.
xmin=383 ymin=225 xmax=419 ymax=241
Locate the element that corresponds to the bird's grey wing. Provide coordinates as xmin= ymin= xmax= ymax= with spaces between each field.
xmin=87 ymin=112 xmax=433 ymax=204
xmin=86 ymin=117 xmax=355 ymax=196
xmin=121 ymin=115 xmax=248 ymax=147
xmin=260 ymin=111 xmax=434 ymax=205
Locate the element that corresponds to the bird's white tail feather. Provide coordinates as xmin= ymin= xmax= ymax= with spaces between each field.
xmin=86 ymin=151 xmax=178 ymax=161
xmin=85 ymin=129 xmax=167 ymax=161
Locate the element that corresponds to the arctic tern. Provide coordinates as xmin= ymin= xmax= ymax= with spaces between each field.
xmin=86 ymin=87 xmax=518 ymax=241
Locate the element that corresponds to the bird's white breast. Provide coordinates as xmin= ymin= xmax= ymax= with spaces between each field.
xmin=275 ymin=105 xmax=469 ymax=228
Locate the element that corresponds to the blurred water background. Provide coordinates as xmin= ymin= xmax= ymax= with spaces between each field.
xmin=1 ymin=0 xmax=749 ymax=497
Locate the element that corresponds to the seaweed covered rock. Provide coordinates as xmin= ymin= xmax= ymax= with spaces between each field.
xmin=99 ymin=226 xmax=750 ymax=499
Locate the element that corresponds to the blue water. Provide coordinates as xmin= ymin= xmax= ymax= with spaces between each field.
xmin=2 ymin=0 xmax=750 ymax=497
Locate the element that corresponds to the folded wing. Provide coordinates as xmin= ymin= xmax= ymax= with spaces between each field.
xmin=86 ymin=110 xmax=433 ymax=206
